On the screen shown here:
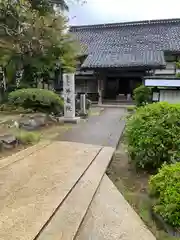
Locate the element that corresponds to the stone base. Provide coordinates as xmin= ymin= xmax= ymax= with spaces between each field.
xmin=61 ymin=117 xmax=80 ymax=124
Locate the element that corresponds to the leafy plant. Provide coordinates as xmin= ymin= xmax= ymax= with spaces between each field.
xmin=8 ymin=88 xmax=64 ymax=114
xmin=127 ymin=106 xmax=136 ymax=112
xmin=133 ymin=85 xmax=151 ymax=107
xmin=15 ymin=130 xmax=41 ymax=144
xmin=0 ymin=0 xmax=78 ymax=89
xmin=149 ymin=163 xmax=180 ymax=227
xmin=125 ymin=102 xmax=180 ymax=170
xmin=0 ymin=103 xmax=34 ymax=113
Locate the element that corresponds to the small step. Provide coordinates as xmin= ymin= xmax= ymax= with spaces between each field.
xmin=76 ymin=175 xmax=156 ymax=240
xmin=0 ymin=141 xmax=102 ymax=240
xmin=36 ymin=146 xmax=114 ymax=240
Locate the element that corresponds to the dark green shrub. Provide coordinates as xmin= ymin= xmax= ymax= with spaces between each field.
xmin=133 ymin=85 xmax=151 ymax=106
xmin=8 ymin=88 xmax=64 ymax=114
xmin=149 ymin=163 xmax=180 ymax=227
xmin=125 ymin=102 xmax=180 ymax=170
xmin=0 ymin=104 xmax=34 ymax=113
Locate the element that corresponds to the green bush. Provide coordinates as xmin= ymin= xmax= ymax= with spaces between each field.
xmin=149 ymin=163 xmax=180 ymax=227
xmin=133 ymin=85 xmax=151 ymax=106
xmin=127 ymin=106 xmax=136 ymax=112
xmin=15 ymin=130 xmax=41 ymax=144
xmin=0 ymin=104 xmax=34 ymax=113
xmin=8 ymin=88 xmax=64 ymax=114
xmin=125 ymin=102 xmax=180 ymax=170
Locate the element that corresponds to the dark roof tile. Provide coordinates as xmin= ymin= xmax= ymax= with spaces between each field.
xmin=70 ymin=19 xmax=180 ymax=68
xmin=81 ymin=51 xmax=165 ymax=68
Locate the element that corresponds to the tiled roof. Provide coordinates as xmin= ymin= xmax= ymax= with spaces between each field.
xmin=82 ymin=51 xmax=165 ymax=68
xmin=70 ymin=19 xmax=180 ymax=69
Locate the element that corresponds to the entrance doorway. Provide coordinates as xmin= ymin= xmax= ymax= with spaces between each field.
xmin=104 ymin=77 xmax=142 ymax=100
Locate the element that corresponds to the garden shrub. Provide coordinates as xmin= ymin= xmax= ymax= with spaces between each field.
xmin=133 ymin=85 xmax=151 ymax=106
xmin=127 ymin=106 xmax=136 ymax=112
xmin=0 ymin=104 xmax=34 ymax=113
xmin=8 ymin=88 xmax=64 ymax=114
xmin=125 ymin=102 xmax=180 ymax=170
xmin=149 ymin=162 xmax=180 ymax=227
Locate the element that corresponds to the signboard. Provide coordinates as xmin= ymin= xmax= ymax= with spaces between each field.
xmin=145 ymin=79 xmax=180 ymax=87
xmin=63 ymin=73 xmax=75 ymax=119
xmin=152 ymin=92 xmax=159 ymax=101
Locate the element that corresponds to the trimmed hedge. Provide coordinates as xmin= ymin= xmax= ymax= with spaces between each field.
xmin=133 ymin=85 xmax=151 ymax=106
xmin=149 ymin=163 xmax=180 ymax=227
xmin=8 ymin=88 xmax=64 ymax=114
xmin=125 ymin=102 xmax=180 ymax=170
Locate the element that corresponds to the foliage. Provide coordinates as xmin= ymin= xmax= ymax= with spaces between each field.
xmin=127 ymin=106 xmax=136 ymax=112
xmin=125 ymin=102 xmax=180 ymax=170
xmin=8 ymin=88 xmax=64 ymax=114
xmin=0 ymin=103 xmax=34 ymax=113
xmin=149 ymin=163 xmax=180 ymax=227
xmin=0 ymin=0 xmax=78 ymax=88
xmin=15 ymin=130 xmax=41 ymax=144
xmin=30 ymin=0 xmax=69 ymax=12
xmin=176 ymin=72 xmax=180 ymax=78
xmin=133 ymin=85 xmax=151 ymax=107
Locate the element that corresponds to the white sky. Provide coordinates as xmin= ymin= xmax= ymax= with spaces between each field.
xmin=69 ymin=0 xmax=180 ymax=25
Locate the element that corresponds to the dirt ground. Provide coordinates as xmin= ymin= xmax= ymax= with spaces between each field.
xmin=0 ymin=107 xmax=104 ymax=160
xmin=107 ymin=141 xmax=180 ymax=240
xmin=0 ymin=113 xmax=73 ymax=160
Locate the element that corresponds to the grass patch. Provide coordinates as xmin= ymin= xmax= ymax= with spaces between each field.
xmin=107 ymin=142 xmax=179 ymax=240
xmin=15 ymin=130 xmax=41 ymax=144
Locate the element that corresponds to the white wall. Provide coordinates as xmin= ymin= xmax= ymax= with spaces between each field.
xmin=155 ymin=62 xmax=176 ymax=75
xmin=160 ymin=90 xmax=180 ymax=103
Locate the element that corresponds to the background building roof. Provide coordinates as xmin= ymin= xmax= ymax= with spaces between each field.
xmin=70 ymin=19 xmax=180 ymax=69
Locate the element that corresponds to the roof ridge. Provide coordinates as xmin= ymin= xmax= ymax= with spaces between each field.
xmin=70 ymin=18 xmax=180 ymax=30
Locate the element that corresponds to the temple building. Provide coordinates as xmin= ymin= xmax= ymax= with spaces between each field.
xmin=70 ymin=19 xmax=180 ymax=103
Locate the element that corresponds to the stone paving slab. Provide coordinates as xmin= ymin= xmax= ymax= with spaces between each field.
xmin=36 ymin=146 xmax=114 ymax=240
xmin=76 ymin=175 xmax=156 ymax=240
xmin=58 ymin=108 xmax=126 ymax=147
xmin=0 ymin=141 xmax=50 ymax=169
xmin=0 ymin=141 xmax=101 ymax=240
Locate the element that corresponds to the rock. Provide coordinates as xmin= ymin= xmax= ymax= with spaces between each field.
xmin=0 ymin=134 xmax=18 ymax=149
xmin=14 ymin=121 xmax=19 ymax=128
xmin=19 ymin=114 xmax=47 ymax=131
xmin=48 ymin=114 xmax=58 ymax=123
xmin=57 ymin=117 xmax=65 ymax=125
xmin=19 ymin=119 xmax=40 ymax=131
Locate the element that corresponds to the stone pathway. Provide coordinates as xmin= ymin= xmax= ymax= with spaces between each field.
xmin=0 ymin=141 xmax=105 ymax=240
xmin=0 ymin=108 xmax=156 ymax=240
xmin=58 ymin=108 xmax=126 ymax=147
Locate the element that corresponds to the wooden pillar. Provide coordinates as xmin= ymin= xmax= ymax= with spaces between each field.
xmin=97 ymin=79 xmax=102 ymax=104
xmin=97 ymin=72 xmax=105 ymax=105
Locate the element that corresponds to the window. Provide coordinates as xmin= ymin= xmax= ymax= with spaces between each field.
xmin=75 ymin=79 xmax=97 ymax=93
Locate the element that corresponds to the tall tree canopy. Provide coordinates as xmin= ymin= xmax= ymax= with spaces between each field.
xmin=0 ymin=0 xmax=78 ymax=87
